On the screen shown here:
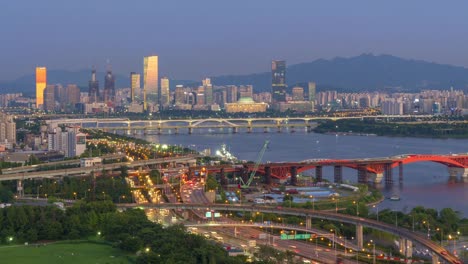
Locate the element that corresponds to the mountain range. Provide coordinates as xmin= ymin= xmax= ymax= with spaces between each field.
xmin=2 ymin=54 xmax=468 ymax=96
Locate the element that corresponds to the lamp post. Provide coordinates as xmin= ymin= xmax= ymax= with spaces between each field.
xmin=373 ymin=204 xmax=379 ymax=221
xmin=423 ymin=221 xmax=430 ymax=239
xmin=353 ymin=201 xmax=359 ymax=216
xmin=369 ymin=240 xmax=376 ymax=264
xmin=332 ymin=197 xmax=338 ymax=213
xmin=436 ymin=227 xmax=443 ymax=246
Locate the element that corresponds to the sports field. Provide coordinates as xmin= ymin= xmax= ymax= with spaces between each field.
xmin=0 ymin=241 xmax=132 ymax=264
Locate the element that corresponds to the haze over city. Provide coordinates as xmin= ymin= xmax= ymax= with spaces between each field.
xmin=2 ymin=0 xmax=468 ymax=81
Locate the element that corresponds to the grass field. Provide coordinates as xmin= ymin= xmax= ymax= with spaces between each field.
xmin=0 ymin=241 xmax=133 ymax=264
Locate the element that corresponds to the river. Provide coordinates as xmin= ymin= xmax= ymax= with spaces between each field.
xmin=138 ymin=129 xmax=468 ymax=217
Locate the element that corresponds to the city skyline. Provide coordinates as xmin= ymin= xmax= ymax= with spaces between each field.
xmin=2 ymin=1 xmax=468 ymax=81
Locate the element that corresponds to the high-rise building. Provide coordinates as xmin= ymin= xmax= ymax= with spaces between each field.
xmin=88 ymin=68 xmax=99 ymax=103
xmin=160 ymin=77 xmax=170 ymax=107
xmin=0 ymin=113 xmax=16 ymax=146
xmin=103 ymin=70 xmax=115 ymax=104
xmin=143 ymin=55 xmax=159 ymax=110
xmin=130 ymin=72 xmax=140 ymax=103
xmin=65 ymin=84 xmax=80 ymax=111
xmin=174 ymin=85 xmax=185 ymax=105
xmin=43 ymin=84 xmax=56 ymax=112
xmin=36 ymin=67 xmax=47 ymax=108
xmin=226 ymin=85 xmax=238 ymax=103
xmin=203 ymin=78 xmax=213 ymax=105
xmin=238 ymin=85 xmax=253 ymax=98
xmin=271 ymin=60 xmax=286 ymax=102
xmin=308 ymin=82 xmax=316 ymax=102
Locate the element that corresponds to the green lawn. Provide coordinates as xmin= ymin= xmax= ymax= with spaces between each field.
xmin=0 ymin=241 xmax=133 ymax=264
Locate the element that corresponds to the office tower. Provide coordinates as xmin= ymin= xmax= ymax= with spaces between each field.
xmin=130 ymin=72 xmax=140 ymax=103
xmin=0 ymin=113 xmax=16 ymax=145
xmin=103 ymin=70 xmax=115 ymax=103
xmin=143 ymin=55 xmax=159 ymax=110
xmin=271 ymin=60 xmax=286 ymax=102
xmin=203 ymin=78 xmax=213 ymax=105
xmin=292 ymin=87 xmax=304 ymax=101
xmin=66 ymin=84 xmax=81 ymax=110
xmin=36 ymin=67 xmax=47 ymax=108
xmin=226 ymin=85 xmax=238 ymax=103
xmin=160 ymin=76 xmax=170 ymax=107
xmin=308 ymin=82 xmax=316 ymax=102
xmin=174 ymin=85 xmax=185 ymax=105
xmin=43 ymin=84 xmax=56 ymax=112
xmin=88 ymin=68 xmax=99 ymax=103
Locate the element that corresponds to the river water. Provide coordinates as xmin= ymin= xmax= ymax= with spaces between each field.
xmin=139 ymin=129 xmax=468 ymax=217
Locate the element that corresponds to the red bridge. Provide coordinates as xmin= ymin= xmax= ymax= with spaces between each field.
xmin=189 ymin=153 xmax=468 ymax=185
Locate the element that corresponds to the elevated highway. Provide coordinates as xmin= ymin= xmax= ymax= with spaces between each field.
xmin=118 ymin=202 xmax=461 ymax=264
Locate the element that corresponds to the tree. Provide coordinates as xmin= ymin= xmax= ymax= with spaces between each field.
xmin=205 ymin=175 xmax=218 ymax=191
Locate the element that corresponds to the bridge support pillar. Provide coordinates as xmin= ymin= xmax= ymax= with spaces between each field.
xmin=305 ymin=216 xmax=312 ymax=229
xmin=384 ymin=163 xmax=393 ymax=185
xmin=333 ymin=166 xmax=343 ymax=183
xmin=290 ymin=166 xmax=297 ymax=185
xmin=448 ymin=167 xmax=468 ymax=179
xmin=263 ymin=127 xmax=268 ymax=133
xmin=157 ymin=128 xmax=161 ymax=135
xmin=277 ymin=126 xmax=281 ymax=133
xmin=306 ymin=125 xmax=311 ymax=133
xmin=233 ymin=127 xmax=238 ymax=134
xmin=369 ymin=172 xmax=383 ymax=184
xmin=188 ymin=127 xmax=192 ymax=134
xmin=398 ymin=161 xmax=403 ymax=182
xmin=357 ymin=165 xmax=368 ymax=183
xmin=247 ymin=127 xmax=252 ymax=133
xmin=174 ymin=128 xmax=179 ymax=134
xmin=264 ymin=166 xmax=271 ymax=185
xmin=315 ymin=166 xmax=323 ymax=182
xmin=356 ymin=224 xmax=363 ymax=250
xmin=431 ymin=254 xmax=439 ymax=264
xmin=17 ymin=180 xmax=24 ymax=198
xmin=399 ymin=238 xmax=413 ymax=258
xmin=290 ymin=126 xmax=295 ymax=133
xmin=220 ymin=168 xmax=227 ymax=186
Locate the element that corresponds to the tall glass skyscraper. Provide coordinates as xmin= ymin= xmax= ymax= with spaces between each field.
xmin=36 ymin=67 xmax=47 ymax=108
xmin=271 ymin=60 xmax=286 ymax=102
xmin=143 ymin=55 xmax=159 ymax=110
xmin=103 ymin=70 xmax=115 ymax=103
xmin=88 ymin=68 xmax=99 ymax=103
xmin=160 ymin=76 xmax=170 ymax=107
xmin=130 ymin=72 xmax=140 ymax=103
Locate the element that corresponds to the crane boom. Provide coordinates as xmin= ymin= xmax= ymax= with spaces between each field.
xmin=241 ymin=140 xmax=269 ymax=188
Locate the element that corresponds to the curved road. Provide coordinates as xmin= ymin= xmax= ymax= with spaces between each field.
xmin=119 ymin=203 xmax=461 ymax=264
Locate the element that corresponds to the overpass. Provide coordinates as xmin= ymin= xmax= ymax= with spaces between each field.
xmin=45 ymin=115 xmax=432 ymax=134
xmin=189 ymin=153 xmax=468 ymax=184
xmin=1 ymin=156 xmax=197 ymax=182
xmin=118 ymin=203 xmax=461 ymax=264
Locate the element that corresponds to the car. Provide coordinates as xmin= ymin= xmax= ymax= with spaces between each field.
xmin=440 ymin=250 xmax=448 ymax=256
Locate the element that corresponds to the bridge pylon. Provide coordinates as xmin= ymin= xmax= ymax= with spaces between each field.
xmin=315 ymin=166 xmax=323 ymax=182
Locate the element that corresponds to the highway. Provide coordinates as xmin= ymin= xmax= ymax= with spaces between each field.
xmin=0 ymin=156 xmax=197 ymax=181
xmin=118 ymin=202 xmax=462 ymax=264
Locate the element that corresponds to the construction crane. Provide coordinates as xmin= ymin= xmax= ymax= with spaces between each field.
xmin=240 ymin=140 xmax=269 ymax=188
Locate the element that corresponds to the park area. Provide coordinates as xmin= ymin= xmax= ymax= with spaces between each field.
xmin=0 ymin=241 xmax=132 ymax=264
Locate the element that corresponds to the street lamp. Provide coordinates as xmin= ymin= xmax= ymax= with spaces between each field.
xmin=436 ymin=227 xmax=443 ymax=246
xmin=353 ymin=201 xmax=359 ymax=216
xmin=422 ymin=221 xmax=430 ymax=239
xmin=372 ymin=204 xmax=379 ymax=221
xmin=332 ymin=197 xmax=338 ymax=213
xmin=368 ymin=240 xmax=376 ymax=264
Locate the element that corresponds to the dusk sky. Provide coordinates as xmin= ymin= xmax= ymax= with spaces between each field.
xmin=2 ymin=0 xmax=468 ymax=81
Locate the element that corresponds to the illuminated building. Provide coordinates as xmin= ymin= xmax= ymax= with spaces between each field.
xmin=226 ymin=85 xmax=238 ymax=103
xmin=160 ymin=76 xmax=170 ymax=107
xmin=88 ymin=68 xmax=99 ymax=103
xmin=0 ymin=113 xmax=16 ymax=147
xmin=225 ymin=97 xmax=267 ymax=113
xmin=143 ymin=55 xmax=159 ymax=110
xmin=203 ymin=78 xmax=213 ymax=105
xmin=308 ymin=82 xmax=316 ymax=102
xmin=35 ymin=67 xmax=47 ymax=108
xmin=174 ymin=85 xmax=185 ymax=105
xmin=103 ymin=70 xmax=115 ymax=104
xmin=271 ymin=60 xmax=286 ymax=102
xmin=130 ymin=72 xmax=140 ymax=103
xmin=292 ymin=87 xmax=304 ymax=101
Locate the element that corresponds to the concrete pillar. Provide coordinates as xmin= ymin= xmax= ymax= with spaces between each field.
xmin=174 ymin=128 xmax=179 ymax=134
xmin=277 ymin=126 xmax=281 ymax=133
xmin=264 ymin=166 xmax=271 ymax=184
xmin=463 ymin=168 xmax=468 ymax=178
xmin=315 ymin=166 xmax=323 ymax=182
xmin=357 ymin=165 xmax=368 ymax=183
xmin=384 ymin=163 xmax=393 ymax=185
xmin=17 ymin=180 xmax=24 ymax=198
xmin=369 ymin=172 xmax=383 ymax=183
xmin=233 ymin=127 xmax=238 ymax=133
xmin=157 ymin=127 xmax=161 ymax=135
xmin=305 ymin=216 xmax=312 ymax=229
xmin=334 ymin=165 xmax=343 ymax=183
xmin=356 ymin=224 xmax=363 ymax=250
xmin=398 ymin=162 xmax=403 ymax=182
xmin=247 ymin=127 xmax=252 ymax=133
xmin=188 ymin=127 xmax=192 ymax=134
xmin=306 ymin=125 xmax=312 ymax=133
xmin=290 ymin=126 xmax=295 ymax=133
xmin=449 ymin=167 xmax=468 ymax=179
xmin=431 ymin=254 xmax=439 ymax=264
xmin=290 ymin=166 xmax=298 ymax=185
xmin=263 ymin=127 xmax=268 ymax=133
xmin=399 ymin=238 xmax=413 ymax=258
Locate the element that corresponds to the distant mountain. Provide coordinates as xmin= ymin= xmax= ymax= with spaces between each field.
xmin=211 ymin=54 xmax=468 ymax=92
xmin=2 ymin=54 xmax=468 ymax=95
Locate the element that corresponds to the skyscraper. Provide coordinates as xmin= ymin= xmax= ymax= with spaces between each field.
xmin=130 ymin=72 xmax=141 ymax=103
xmin=36 ymin=67 xmax=47 ymax=108
xmin=103 ymin=70 xmax=115 ymax=104
xmin=88 ymin=68 xmax=99 ymax=103
xmin=203 ymin=78 xmax=213 ymax=105
xmin=271 ymin=60 xmax=286 ymax=102
xmin=160 ymin=77 xmax=170 ymax=107
xmin=143 ymin=55 xmax=159 ymax=110
xmin=308 ymin=82 xmax=316 ymax=102
xmin=43 ymin=84 xmax=55 ymax=112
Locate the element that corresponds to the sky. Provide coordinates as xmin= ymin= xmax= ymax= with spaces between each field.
xmin=1 ymin=0 xmax=468 ymax=81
